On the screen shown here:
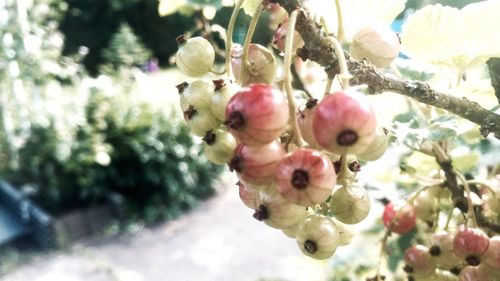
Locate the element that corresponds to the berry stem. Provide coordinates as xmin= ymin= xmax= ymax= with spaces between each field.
xmin=375 ymin=184 xmax=433 ymax=280
xmin=337 ymin=154 xmax=351 ymax=187
xmin=466 ymin=180 xmax=497 ymax=197
xmin=326 ymin=36 xmax=351 ymax=89
xmin=240 ymin=3 xmax=264 ymax=85
xmin=456 ymin=171 xmax=478 ymax=228
xmin=444 ymin=205 xmax=454 ymax=231
xmin=283 ymin=9 xmax=306 ymax=147
xmin=225 ymin=0 xmax=245 ymax=78
xmin=334 ymin=0 xmax=345 ymax=43
xmin=324 ymin=78 xmax=333 ymax=96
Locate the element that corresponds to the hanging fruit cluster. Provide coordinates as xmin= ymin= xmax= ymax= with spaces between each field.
xmin=171 ymin=0 xmax=499 ymax=279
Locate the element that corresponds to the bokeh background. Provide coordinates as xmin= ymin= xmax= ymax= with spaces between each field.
xmin=0 ymin=0 xmax=493 ymax=281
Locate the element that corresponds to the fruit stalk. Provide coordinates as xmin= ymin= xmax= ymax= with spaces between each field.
xmin=283 ymin=9 xmax=305 ymax=147
xmin=240 ymin=3 xmax=264 ymax=85
xmin=226 ymin=0 xmax=245 ymax=78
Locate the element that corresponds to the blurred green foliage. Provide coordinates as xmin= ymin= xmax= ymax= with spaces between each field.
xmin=0 ymin=90 xmax=223 ymax=223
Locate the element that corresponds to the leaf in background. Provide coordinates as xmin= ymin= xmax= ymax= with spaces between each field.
xmin=158 ymin=0 xmax=188 ymax=16
xmin=396 ymin=60 xmax=434 ymax=82
xmin=451 ymin=151 xmax=480 ymax=172
xmin=305 ymin=0 xmax=407 ymax=41
xmin=451 ymin=78 xmax=497 ymax=109
xmin=387 ymin=229 xmax=416 ymax=272
xmin=391 ymin=118 xmax=427 ymax=150
xmin=427 ymin=115 xmax=459 ymax=141
xmin=401 ymin=1 xmax=500 ymax=70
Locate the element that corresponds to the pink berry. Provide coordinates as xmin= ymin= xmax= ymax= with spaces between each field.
xmin=228 ymin=141 xmax=285 ymax=185
xmin=458 ymin=265 xmax=491 ymax=281
xmin=272 ymin=19 xmax=304 ymax=53
xmin=429 ymin=231 xmax=463 ymax=270
xmin=275 ymin=148 xmax=336 ymax=206
xmin=225 ymin=84 xmax=289 ymax=146
xmin=404 ymin=245 xmax=437 ymax=275
xmin=482 ymin=236 xmax=500 ymax=269
xmin=313 ymin=90 xmax=376 ymax=155
xmin=383 ymin=201 xmax=416 ymax=234
xmin=453 ymin=226 xmax=489 ymax=265
xmin=350 ymin=25 xmax=400 ymax=68
xmin=253 ymin=191 xmax=307 ymax=229
xmin=237 ymin=181 xmax=258 ymax=209
xmin=297 ymin=99 xmax=319 ymax=147
xmin=231 ymin=44 xmax=276 ymax=86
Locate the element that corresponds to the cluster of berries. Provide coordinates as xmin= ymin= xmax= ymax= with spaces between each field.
xmin=175 ymin=29 xmax=391 ymax=260
xmin=403 ymin=227 xmax=499 ymax=281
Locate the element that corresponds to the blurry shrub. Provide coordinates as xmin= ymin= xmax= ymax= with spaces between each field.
xmin=1 ymin=90 xmax=223 ymax=223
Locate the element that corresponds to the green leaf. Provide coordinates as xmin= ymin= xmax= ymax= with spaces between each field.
xmin=391 ymin=119 xmax=427 ymax=150
xmin=427 ymin=116 xmax=459 ymax=141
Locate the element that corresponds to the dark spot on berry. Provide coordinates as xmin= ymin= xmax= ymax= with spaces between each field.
xmin=466 ymin=255 xmax=480 ymax=266
xmin=183 ymin=105 xmax=197 ymax=120
xmin=348 ymin=161 xmax=361 ymax=172
xmin=176 ymin=82 xmax=189 ymax=94
xmin=225 ymin=111 xmax=245 ymax=130
xmin=305 ymin=98 xmax=318 ymax=109
xmin=253 ymin=204 xmax=268 ymax=221
xmin=403 ymin=264 xmax=414 ymax=273
xmin=337 ymin=130 xmax=358 ymax=146
xmin=304 ymin=240 xmax=317 ymax=254
xmin=202 ymin=131 xmax=216 ymax=145
xmin=228 ymin=156 xmax=242 ymax=172
xmin=379 ymin=197 xmax=390 ymax=206
xmin=333 ymin=160 xmax=341 ymax=174
xmin=429 ymin=245 xmax=441 ymax=256
xmin=291 ymin=169 xmax=309 ymax=189
xmin=450 ymin=266 xmax=461 ymax=275
xmin=213 ymin=79 xmax=227 ymax=91
xmin=176 ymin=34 xmax=187 ymax=44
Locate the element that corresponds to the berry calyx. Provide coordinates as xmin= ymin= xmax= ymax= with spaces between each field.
xmin=225 ymin=84 xmax=289 ymax=146
xmin=313 ymin=90 xmax=376 ymax=155
xmin=253 ymin=204 xmax=269 ymax=221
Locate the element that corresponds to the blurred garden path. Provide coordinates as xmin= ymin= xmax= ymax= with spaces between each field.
xmin=3 ymin=173 xmax=330 ymax=281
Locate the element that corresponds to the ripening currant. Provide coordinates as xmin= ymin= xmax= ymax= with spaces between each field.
xmin=203 ymin=127 xmax=237 ymax=165
xmin=210 ymin=79 xmax=240 ymax=121
xmin=275 ymin=148 xmax=336 ymax=207
xmin=231 ymin=43 xmax=276 ymax=85
xmin=272 ymin=19 xmax=304 ymax=53
xmin=177 ymin=80 xmax=215 ymax=111
xmin=412 ymin=190 xmax=438 ymax=223
xmin=404 ymin=245 xmax=437 ymax=276
xmin=225 ymin=84 xmax=289 ymax=146
xmin=252 ymin=191 xmax=307 ymax=229
xmin=350 ymin=25 xmax=401 ymax=68
xmin=429 ymin=231 xmax=463 ymax=270
xmin=297 ymin=98 xmax=319 ymax=147
xmin=329 ymin=184 xmax=371 ymax=224
xmin=175 ymin=35 xmax=215 ymax=77
xmin=482 ymin=236 xmax=500 ymax=269
xmin=458 ymin=265 xmax=492 ymax=281
xmin=183 ymin=105 xmax=219 ymax=137
xmin=383 ymin=201 xmax=416 ymax=234
xmin=357 ymin=127 xmax=389 ymax=161
xmin=228 ymin=141 xmax=286 ymax=186
xmin=295 ymin=214 xmax=340 ymax=260
xmin=453 ymin=226 xmax=490 ymax=266
xmin=237 ymin=181 xmax=258 ymax=209
xmin=313 ymin=90 xmax=377 ymax=155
